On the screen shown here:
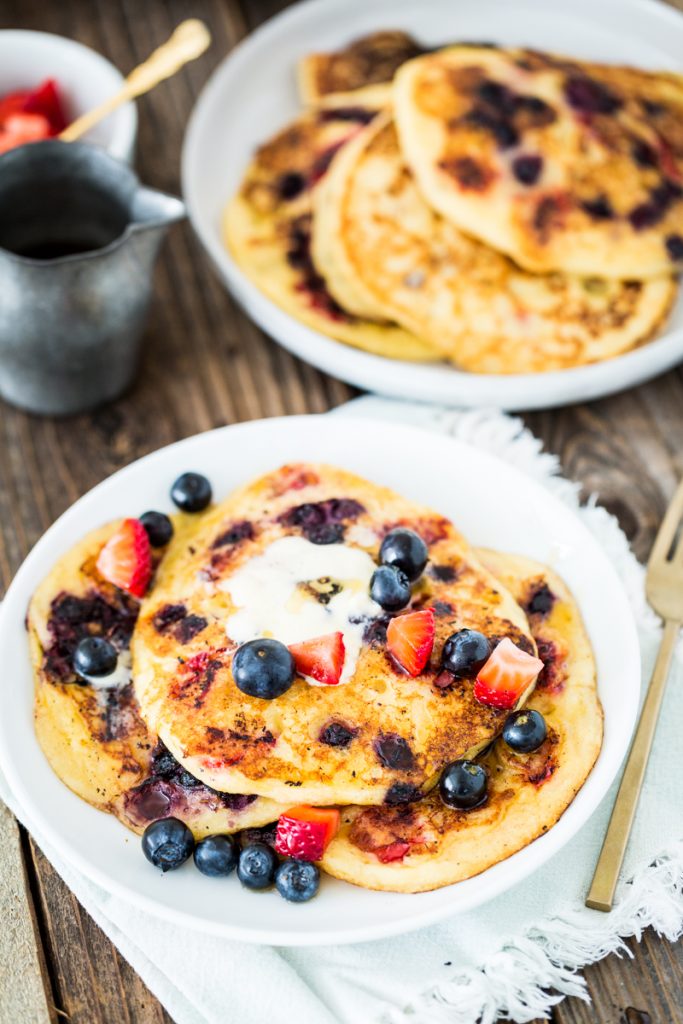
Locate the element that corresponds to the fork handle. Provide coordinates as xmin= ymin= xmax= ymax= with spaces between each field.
xmin=586 ymin=617 xmax=680 ymax=912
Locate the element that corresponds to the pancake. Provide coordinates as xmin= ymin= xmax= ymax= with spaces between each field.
xmin=29 ymin=522 xmax=286 ymax=837
xmin=298 ymin=31 xmax=427 ymax=105
xmin=320 ymin=550 xmax=602 ymax=891
xmin=224 ymin=86 xmax=439 ymax=362
xmin=312 ymin=114 xmax=676 ymax=372
xmin=394 ymin=46 xmax=683 ymax=278
xmin=133 ymin=463 xmax=538 ymax=806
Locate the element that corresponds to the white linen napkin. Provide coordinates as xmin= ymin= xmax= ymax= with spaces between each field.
xmin=2 ymin=395 xmax=681 ymax=1024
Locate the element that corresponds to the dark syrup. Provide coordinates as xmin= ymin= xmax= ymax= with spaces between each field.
xmin=14 ymin=236 xmax=107 ymax=260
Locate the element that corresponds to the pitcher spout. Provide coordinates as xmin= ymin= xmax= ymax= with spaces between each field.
xmin=130 ymin=186 xmax=186 ymax=231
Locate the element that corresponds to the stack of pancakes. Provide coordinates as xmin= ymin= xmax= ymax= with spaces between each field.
xmin=30 ymin=464 xmax=602 ymax=892
xmin=225 ymin=32 xmax=683 ymax=373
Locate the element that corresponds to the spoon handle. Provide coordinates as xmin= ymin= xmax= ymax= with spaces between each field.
xmin=60 ymin=19 xmax=211 ymax=143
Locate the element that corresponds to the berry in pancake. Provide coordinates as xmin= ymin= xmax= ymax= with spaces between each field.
xmin=394 ymin=46 xmax=683 ymax=278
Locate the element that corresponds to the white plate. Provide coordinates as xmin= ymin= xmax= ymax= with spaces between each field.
xmin=0 ymin=416 xmax=639 ymax=945
xmin=182 ymin=0 xmax=683 ymax=410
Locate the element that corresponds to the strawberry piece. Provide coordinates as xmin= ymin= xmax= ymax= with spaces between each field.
xmin=96 ymin=518 xmax=152 ymax=598
xmin=474 ymin=637 xmax=543 ymax=710
xmin=375 ymin=842 xmax=411 ymax=864
xmin=0 ymin=112 xmax=51 ymax=153
xmin=24 ymin=79 xmax=67 ymax=133
xmin=386 ymin=607 xmax=435 ymax=676
xmin=289 ymin=631 xmax=345 ymax=685
xmin=0 ymin=89 xmax=31 ymax=126
xmin=275 ymin=805 xmax=340 ymax=861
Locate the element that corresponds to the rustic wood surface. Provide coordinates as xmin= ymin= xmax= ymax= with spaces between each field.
xmin=0 ymin=0 xmax=681 ymax=1021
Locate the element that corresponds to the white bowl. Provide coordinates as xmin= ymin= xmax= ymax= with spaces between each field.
xmin=0 ymin=416 xmax=640 ymax=945
xmin=0 ymin=30 xmax=136 ymax=162
xmin=182 ymin=0 xmax=683 ymax=410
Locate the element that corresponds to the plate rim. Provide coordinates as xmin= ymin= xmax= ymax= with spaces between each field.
xmin=0 ymin=414 xmax=641 ymax=945
xmin=181 ymin=0 xmax=683 ymax=411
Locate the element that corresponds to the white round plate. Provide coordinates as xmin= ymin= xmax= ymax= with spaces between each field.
xmin=182 ymin=0 xmax=683 ymax=410
xmin=0 ymin=416 xmax=639 ymax=944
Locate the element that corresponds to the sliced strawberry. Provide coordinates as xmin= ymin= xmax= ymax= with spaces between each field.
xmin=0 ymin=112 xmax=51 ymax=153
xmin=474 ymin=637 xmax=543 ymax=710
xmin=24 ymin=79 xmax=67 ymax=133
xmin=375 ymin=841 xmax=411 ymax=864
xmin=289 ymin=631 xmax=345 ymax=685
xmin=0 ymin=89 xmax=31 ymax=126
xmin=275 ymin=805 xmax=340 ymax=861
xmin=96 ymin=518 xmax=152 ymax=598
xmin=386 ymin=607 xmax=435 ymax=676
xmin=657 ymin=138 xmax=683 ymax=185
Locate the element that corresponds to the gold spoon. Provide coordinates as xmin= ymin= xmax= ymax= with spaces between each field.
xmin=60 ymin=19 xmax=211 ymax=143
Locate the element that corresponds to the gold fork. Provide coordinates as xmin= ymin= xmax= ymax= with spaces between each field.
xmin=586 ymin=478 xmax=683 ymax=912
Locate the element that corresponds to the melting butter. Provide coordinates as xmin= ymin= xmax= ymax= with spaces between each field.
xmin=222 ymin=536 xmax=381 ymax=684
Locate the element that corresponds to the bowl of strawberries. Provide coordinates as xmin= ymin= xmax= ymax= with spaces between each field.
xmin=0 ymin=30 xmax=136 ymax=161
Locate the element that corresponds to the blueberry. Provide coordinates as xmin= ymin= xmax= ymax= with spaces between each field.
xmin=380 ymin=528 xmax=428 ymax=582
xmin=307 ymin=522 xmax=344 ymax=545
xmin=385 ymin=782 xmax=422 ymax=805
xmin=666 ymin=234 xmax=683 ymax=262
xmin=232 ymin=639 xmax=295 ymax=700
xmin=178 ymin=770 xmax=202 ymax=789
xmin=275 ymin=859 xmax=320 ymax=902
xmin=631 ymin=139 xmax=658 ymax=168
xmin=564 ymin=75 xmax=621 ymax=115
xmin=581 ymin=195 xmax=614 ymax=221
xmin=237 ymin=842 xmax=278 ymax=890
xmin=171 ymin=472 xmax=212 ymax=513
xmin=370 ymin=564 xmax=411 ymax=611
xmin=441 ymin=629 xmax=491 ymax=678
xmin=193 ymin=835 xmax=238 ymax=877
xmin=277 ymin=171 xmax=306 ymax=201
xmin=511 ymin=154 xmax=543 ymax=186
xmin=319 ymin=722 xmax=356 ymax=747
xmin=439 ymin=760 xmax=487 ymax=810
xmin=140 ymin=510 xmax=174 ymax=547
xmin=73 ymin=636 xmax=117 ymax=680
xmin=477 ymin=80 xmax=514 ymax=111
xmin=502 ymin=709 xmax=547 ymax=753
xmin=142 ymin=817 xmax=195 ymax=871
xmin=374 ymin=733 xmax=415 ymax=770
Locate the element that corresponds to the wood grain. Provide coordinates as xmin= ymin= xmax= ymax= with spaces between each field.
xmin=0 ymin=1 xmax=680 ymax=1022
xmin=0 ymin=803 xmax=55 ymax=1024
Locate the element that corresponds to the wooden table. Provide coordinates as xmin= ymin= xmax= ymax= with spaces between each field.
xmin=0 ymin=1 xmax=681 ymax=1021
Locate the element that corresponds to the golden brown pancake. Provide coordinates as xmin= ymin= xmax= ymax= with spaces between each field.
xmin=312 ymin=114 xmax=676 ymax=372
xmin=394 ymin=46 xmax=683 ymax=278
xmin=224 ymin=86 xmax=439 ymax=362
xmin=29 ymin=522 xmax=287 ymax=837
xmin=321 ymin=550 xmax=602 ymax=891
xmin=133 ymin=464 xmax=537 ymax=806
xmin=298 ymin=31 xmax=427 ymax=105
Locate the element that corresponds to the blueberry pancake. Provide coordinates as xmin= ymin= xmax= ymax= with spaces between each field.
xmin=298 ymin=30 xmax=427 ymax=105
xmin=320 ymin=551 xmax=602 ymax=892
xmin=224 ymin=86 xmax=439 ymax=362
xmin=132 ymin=463 xmax=539 ymax=806
xmin=394 ymin=46 xmax=683 ymax=278
xmin=29 ymin=521 xmax=287 ymax=837
xmin=312 ymin=114 xmax=676 ymax=372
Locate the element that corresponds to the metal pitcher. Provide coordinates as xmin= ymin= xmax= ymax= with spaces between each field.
xmin=0 ymin=140 xmax=185 ymax=415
